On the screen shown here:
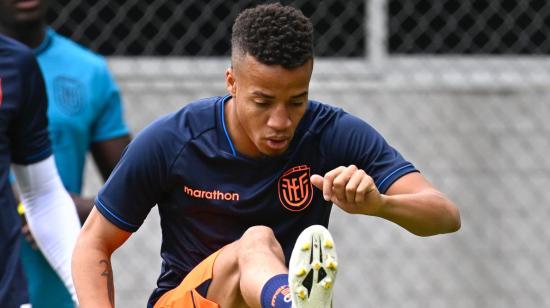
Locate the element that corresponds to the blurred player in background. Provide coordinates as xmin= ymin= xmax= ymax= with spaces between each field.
xmin=0 ymin=34 xmax=80 ymax=308
xmin=0 ymin=0 xmax=131 ymax=307
xmin=73 ymin=3 xmax=460 ymax=308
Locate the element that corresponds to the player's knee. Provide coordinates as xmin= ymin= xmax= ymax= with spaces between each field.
xmin=238 ymin=226 xmax=283 ymax=261
xmin=242 ymin=225 xmax=274 ymax=239
xmin=240 ymin=226 xmax=277 ymax=249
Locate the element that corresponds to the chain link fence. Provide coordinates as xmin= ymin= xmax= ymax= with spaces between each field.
xmin=389 ymin=0 xmax=550 ymax=54
xmin=47 ymin=0 xmax=365 ymax=56
xmin=62 ymin=0 xmax=550 ymax=307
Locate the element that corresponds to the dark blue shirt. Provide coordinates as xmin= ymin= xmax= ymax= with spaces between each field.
xmin=0 ymin=34 xmax=51 ymax=307
xmin=96 ymin=95 xmax=417 ymax=306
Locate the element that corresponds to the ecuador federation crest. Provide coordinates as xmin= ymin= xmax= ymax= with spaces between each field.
xmin=53 ymin=77 xmax=85 ymax=115
xmin=278 ymin=165 xmax=313 ymax=212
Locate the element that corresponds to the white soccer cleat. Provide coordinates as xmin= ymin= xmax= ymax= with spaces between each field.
xmin=289 ymin=225 xmax=338 ymax=308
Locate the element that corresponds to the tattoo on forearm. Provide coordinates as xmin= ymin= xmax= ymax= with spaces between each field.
xmin=99 ymin=259 xmax=114 ymax=306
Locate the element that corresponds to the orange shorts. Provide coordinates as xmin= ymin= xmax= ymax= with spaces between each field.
xmin=154 ymin=250 xmax=222 ymax=308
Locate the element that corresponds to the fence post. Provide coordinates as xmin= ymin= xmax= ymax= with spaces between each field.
xmin=367 ymin=0 xmax=388 ymax=73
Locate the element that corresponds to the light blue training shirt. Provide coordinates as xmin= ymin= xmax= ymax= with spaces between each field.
xmin=36 ymin=27 xmax=129 ymax=193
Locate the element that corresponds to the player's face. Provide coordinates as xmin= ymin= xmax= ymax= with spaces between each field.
xmin=226 ymin=54 xmax=313 ymax=157
xmin=0 ymin=0 xmax=47 ymax=27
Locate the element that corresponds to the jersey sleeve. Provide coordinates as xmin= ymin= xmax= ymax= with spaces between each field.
xmin=90 ymin=60 xmax=129 ymax=142
xmin=94 ymin=118 xmax=175 ymax=232
xmin=320 ymin=111 xmax=418 ymax=194
xmin=10 ymin=52 xmax=52 ymax=165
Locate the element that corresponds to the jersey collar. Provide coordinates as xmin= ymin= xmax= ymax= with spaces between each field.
xmin=34 ymin=27 xmax=54 ymax=56
xmin=217 ymin=95 xmax=311 ymax=163
xmin=219 ymin=95 xmax=238 ymax=157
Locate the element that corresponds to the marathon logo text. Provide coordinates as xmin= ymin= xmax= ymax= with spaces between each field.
xmin=183 ymin=185 xmax=240 ymax=201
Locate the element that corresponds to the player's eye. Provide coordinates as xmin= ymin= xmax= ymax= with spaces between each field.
xmin=254 ymin=100 xmax=270 ymax=107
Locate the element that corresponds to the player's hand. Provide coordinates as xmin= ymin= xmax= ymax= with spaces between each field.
xmin=20 ymin=216 xmax=39 ymax=250
xmin=310 ymin=165 xmax=385 ymax=215
xmin=70 ymin=193 xmax=94 ymax=224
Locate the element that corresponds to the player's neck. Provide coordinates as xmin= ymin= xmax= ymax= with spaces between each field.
xmin=0 ymin=22 xmax=46 ymax=49
xmin=224 ymin=98 xmax=262 ymax=158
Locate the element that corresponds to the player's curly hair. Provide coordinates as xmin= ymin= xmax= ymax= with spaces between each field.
xmin=231 ymin=3 xmax=313 ymax=68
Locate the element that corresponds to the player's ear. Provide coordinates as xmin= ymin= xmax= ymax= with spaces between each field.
xmin=225 ymin=67 xmax=237 ymax=96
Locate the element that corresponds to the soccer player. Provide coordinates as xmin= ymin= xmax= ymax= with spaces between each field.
xmin=0 ymin=0 xmax=131 ymax=307
xmin=0 ymin=34 xmax=80 ymax=307
xmin=73 ymin=3 xmax=460 ymax=308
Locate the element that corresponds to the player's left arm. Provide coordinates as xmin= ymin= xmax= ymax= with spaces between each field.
xmin=311 ymin=165 xmax=460 ymax=236
xmin=13 ymin=157 xmax=81 ymax=304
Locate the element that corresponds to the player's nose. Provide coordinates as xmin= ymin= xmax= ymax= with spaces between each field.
xmin=267 ymin=105 xmax=292 ymax=130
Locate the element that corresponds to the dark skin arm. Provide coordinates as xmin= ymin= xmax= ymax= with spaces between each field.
xmin=73 ymin=135 xmax=131 ymax=223
xmin=90 ymin=135 xmax=131 ymax=182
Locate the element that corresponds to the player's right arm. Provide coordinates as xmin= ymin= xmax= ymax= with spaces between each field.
xmin=73 ymin=111 xmax=183 ymax=306
xmin=72 ymin=207 xmax=131 ymax=308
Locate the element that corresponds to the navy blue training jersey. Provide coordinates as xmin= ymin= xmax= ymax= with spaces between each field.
xmin=0 ymin=34 xmax=51 ymax=307
xmin=96 ymin=95 xmax=417 ymax=306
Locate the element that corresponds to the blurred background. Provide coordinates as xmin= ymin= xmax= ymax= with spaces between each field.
xmin=46 ymin=0 xmax=550 ymax=307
